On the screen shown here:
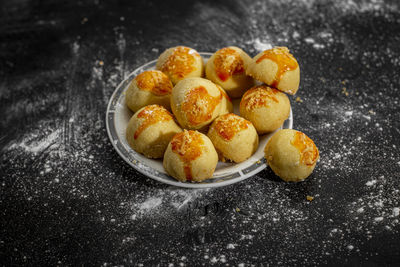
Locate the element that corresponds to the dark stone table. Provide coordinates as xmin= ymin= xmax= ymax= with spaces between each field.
xmin=1 ymin=0 xmax=399 ymax=265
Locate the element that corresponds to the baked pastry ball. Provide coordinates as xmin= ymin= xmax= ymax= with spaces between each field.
xmin=217 ymin=85 xmax=233 ymax=115
xmin=205 ymin=46 xmax=254 ymax=98
xmin=207 ymin=113 xmax=258 ymax=163
xmin=171 ymin=77 xmax=222 ymax=130
xmin=156 ymin=46 xmax=204 ymax=85
xmin=163 ymin=130 xmax=218 ymax=182
xmin=239 ymin=85 xmax=290 ymax=134
xmin=264 ymin=129 xmax=319 ymax=182
xmin=126 ymin=105 xmax=182 ymax=158
xmin=246 ymin=47 xmax=300 ymax=95
xmin=125 ymin=70 xmax=173 ymax=112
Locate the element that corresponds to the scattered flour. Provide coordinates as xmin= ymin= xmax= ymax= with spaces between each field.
xmin=114 ymin=27 xmax=127 ymax=79
xmin=72 ymin=41 xmax=80 ymax=55
xmin=348 ymin=175 xmax=399 ymax=237
xmin=129 ymin=188 xmax=210 ymax=220
xmin=304 ymin=37 xmax=315 ymax=44
xmin=344 ymin=111 xmax=353 ymax=117
xmin=139 ymin=197 xmax=163 ymax=211
xmin=8 ymin=129 xmax=61 ymax=154
xmin=226 ymin=244 xmax=236 ymax=249
xmin=252 ymin=38 xmax=273 ymax=52
xmin=393 ymin=207 xmax=400 ymax=217
xmin=2 ymin=1 xmax=400 ymax=265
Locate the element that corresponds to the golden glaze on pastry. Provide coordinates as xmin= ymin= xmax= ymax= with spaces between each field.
xmin=156 ymin=46 xmax=204 ymax=85
xmin=125 ymin=70 xmax=173 ymax=112
xmin=264 ymin=129 xmax=319 ymax=181
xmin=208 ymin=113 xmax=258 ymax=163
xmin=206 ymin=46 xmax=254 ymax=98
xmin=163 ymin=130 xmax=218 ymax=182
xmin=246 ymin=47 xmax=300 ymax=95
xmin=126 ymin=105 xmax=181 ymax=158
xmin=240 ymin=85 xmax=290 ymax=134
xmin=171 ymin=77 xmax=222 ymax=130
xmin=181 ymin=86 xmax=221 ymax=126
xmin=135 ymin=70 xmax=172 ymax=95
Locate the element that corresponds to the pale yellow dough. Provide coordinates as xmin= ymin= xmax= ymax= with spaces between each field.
xmin=216 ymin=85 xmax=233 ymax=115
xmin=205 ymin=46 xmax=254 ymax=98
xmin=171 ymin=77 xmax=222 ymax=130
xmin=239 ymin=85 xmax=290 ymax=134
xmin=246 ymin=47 xmax=300 ymax=95
xmin=126 ymin=105 xmax=182 ymax=159
xmin=163 ymin=130 xmax=218 ymax=182
xmin=264 ymin=129 xmax=319 ymax=182
xmin=207 ymin=113 xmax=258 ymax=163
xmin=156 ymin=46 xmax=204 ymax=85
xmin=125 ymin=70 xmax=173 ymax=112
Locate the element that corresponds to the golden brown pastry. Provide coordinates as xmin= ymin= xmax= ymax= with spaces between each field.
xmin=246 ymin=47 xmax=300 ymax=95
xmin=264 ymin=129 xmax=319 ymax=182
xmin=239 ymin=85 xmax=290 ymax=134
xmin=126 ymin=105 xmax=182 ymax=158
xmin=171 ymin=77 xmax=222 ymax=130
xmin=207 ymin=113 xmax=258 ymax=163
xmin=205 ymin=46 xmax=254 ymax=98
xmin=125 ymin=70 xmax=173 ymax=112
xmin=156 ymin=46 xmax=204 ymax=85
xmin=163 ymin=130 xmax=218 ymax=182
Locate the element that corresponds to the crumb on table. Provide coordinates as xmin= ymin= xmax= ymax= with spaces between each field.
xmin=342 ymin=87 xmax=349 ymax=96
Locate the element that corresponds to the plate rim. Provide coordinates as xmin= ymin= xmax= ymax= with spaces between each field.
xmin=105 ymin=52 xmax=293 ymax=188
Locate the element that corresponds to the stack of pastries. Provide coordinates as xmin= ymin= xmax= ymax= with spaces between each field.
xmin=125 ymin=45 xmax=319 ymax=182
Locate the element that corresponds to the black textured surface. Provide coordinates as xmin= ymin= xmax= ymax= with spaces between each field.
xmin=1 ymin=0 xmax=400 ymax=266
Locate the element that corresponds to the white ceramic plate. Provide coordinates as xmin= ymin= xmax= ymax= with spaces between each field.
xmin=106 ymin=52 xmax=293 ymax=188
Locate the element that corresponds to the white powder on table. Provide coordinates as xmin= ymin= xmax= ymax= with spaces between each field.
xmin=7 ymin=128 xmax=61 ymax=154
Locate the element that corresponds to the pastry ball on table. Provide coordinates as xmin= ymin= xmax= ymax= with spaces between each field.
xmin=156 ymin=46 xmax=204 ymax=85
xmin=216 ymin=85 xmax=233 ymax=115
xmin=126 ymin=105 xmax=182 ymax=159
xmin=207 ymin=113 xmax=258 ymax=163
xmin=239 ymin=85 xmax=290 ymax=134
xmin=163 ymin=130 xmax=218 ymax=182
xmin=264 ymin=129 xmax=319 ymax=182
xmin=171 ymin=77 xmax=222 ymax=130
xmin=206 ymin=46 xmax=254 ymax=98
xmin=125 ymin=70 xmax=173 ymax=112
xmin=246 ymin=47 xmax=300 ymax=95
